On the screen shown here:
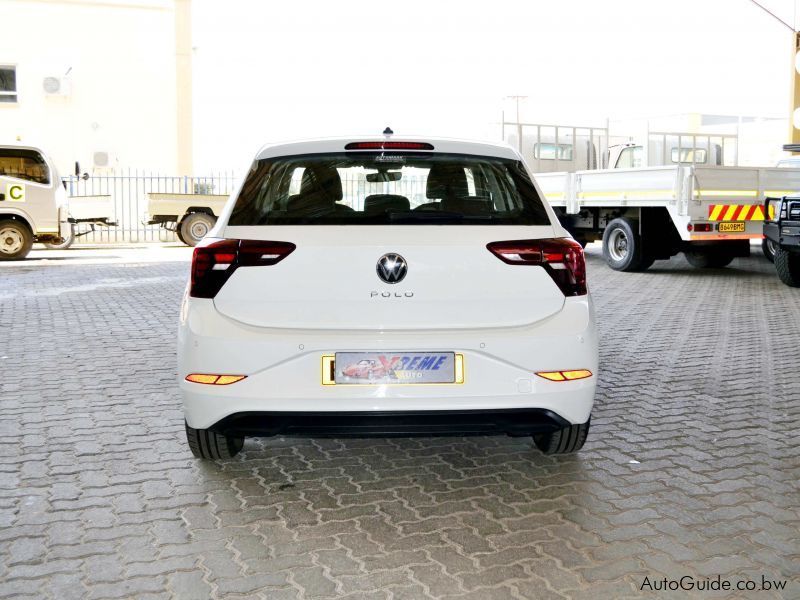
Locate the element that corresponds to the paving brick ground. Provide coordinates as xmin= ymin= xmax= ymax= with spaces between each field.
xmin=0 ymin=246 xmax=798 ymax=599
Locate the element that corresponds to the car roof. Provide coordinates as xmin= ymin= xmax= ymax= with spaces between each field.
xmin=254 ymin=136 xmax=519 ymax=161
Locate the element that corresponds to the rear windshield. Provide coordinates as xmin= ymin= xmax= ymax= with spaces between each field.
xmin=228 ymin=152 xmax=550 ymax=225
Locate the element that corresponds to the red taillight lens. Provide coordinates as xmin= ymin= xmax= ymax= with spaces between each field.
xmin=486 ymin=238 xmax=587 ymax=296
xmin=344 ymin=141 xmax=434 ymax=150
xmin=190 ymin=239 xmax=295 ymax=298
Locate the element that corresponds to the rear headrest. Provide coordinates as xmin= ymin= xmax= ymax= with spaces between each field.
xmin=426 ymin=164 xmax=469 ymax=199
xmin=300 ymin=165 xmax=343 ymax=201
xmin=363 ymin=194 xmax=410 ymax=214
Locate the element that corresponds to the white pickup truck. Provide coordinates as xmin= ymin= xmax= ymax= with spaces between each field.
xmin=146 ymin=193 xmax=228 ymax=246
xmin=504 ymin=123 xmax=800 ymax=270
xmin=0 ymin=144 xmax=115 ymax=259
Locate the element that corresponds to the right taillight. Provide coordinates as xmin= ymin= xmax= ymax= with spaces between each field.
xmin=487 ymin=238 xmax=587 ymax=296
xmin=190 ymin=238 xmax=295 ymax=298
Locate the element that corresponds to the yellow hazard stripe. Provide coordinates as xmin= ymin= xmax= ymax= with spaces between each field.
xmin=707 ymin=204 xmax=774 ymax=221
xmin=722 ymin=205 xmax=738 ymax=220
xmin=576 ymin=190 xmax=675 ymax=199
xmin=695 ymin=190 xmax=758 ymax=198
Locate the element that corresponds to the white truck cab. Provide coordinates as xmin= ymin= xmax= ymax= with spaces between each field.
xmin=0 ymin=144 xmax=113 ymax=259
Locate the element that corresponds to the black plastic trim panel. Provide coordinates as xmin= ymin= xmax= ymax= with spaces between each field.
xmin=211 ymin=409 xmax=572 ymax=438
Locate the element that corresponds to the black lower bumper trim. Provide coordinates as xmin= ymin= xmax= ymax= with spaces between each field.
xmin=211 ymin=409 xmax=572 ymax=438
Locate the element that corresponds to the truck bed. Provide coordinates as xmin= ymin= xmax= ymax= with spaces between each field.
xmin=147 ymin=193 xmax=228 ymax=220
xmin=535 ymin=165 xmax=800 ymax=241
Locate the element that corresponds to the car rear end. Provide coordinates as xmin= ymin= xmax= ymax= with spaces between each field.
xmin=178 ymin=136 xmax=598 ymax=458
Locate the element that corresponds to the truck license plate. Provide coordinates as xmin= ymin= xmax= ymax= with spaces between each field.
xmin=334 ymin=352 xmax=456 ymax=384
xmin=718 ymin=222 xmax=745 ymax=233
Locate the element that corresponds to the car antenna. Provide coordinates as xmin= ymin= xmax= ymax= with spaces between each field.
xmin=383 ymin=127 xmax=393 ymax=136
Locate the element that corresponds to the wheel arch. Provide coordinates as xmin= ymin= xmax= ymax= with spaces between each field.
xmin=0 ymin=211 xmax=35 ymax=234
xmin=181 ymin=206 xmax=217 ymax=220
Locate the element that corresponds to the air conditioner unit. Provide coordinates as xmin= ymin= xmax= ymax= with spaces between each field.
xmin=42 ymin=76 xmax=72 ymax=97
xmin=93 ymin=151 xmax=110 ymax=168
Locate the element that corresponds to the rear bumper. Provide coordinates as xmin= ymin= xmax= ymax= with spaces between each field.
xmin=211 ymin=409 xmax=573 ymax=438
xmin=178 ymin=293 xmax=598 ymax=431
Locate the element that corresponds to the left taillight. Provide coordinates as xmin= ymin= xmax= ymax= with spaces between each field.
xmin=486 ymin=238 xmax=587 ymax=296
xmin=190 ymin=239 xmax=296 ymax=298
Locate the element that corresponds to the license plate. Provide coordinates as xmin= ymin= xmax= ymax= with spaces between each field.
xmin=334 ymin=352 xmax=456 ymax=384
xmin=719 ymin=222 xmax=745 ymax=233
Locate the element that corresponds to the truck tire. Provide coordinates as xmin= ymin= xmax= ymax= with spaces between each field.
xmin=762 ymin=238 xmax=777 ymax=263
xmin=175 ymin=226 xmax=187 ymax=245
xmin=774 ymin=248 xmax=800 ymax=287
xmin=0 ymin=219 xmax=34 ymax=260
xmin=185 ymin=422 xmax=244 ymax=459
xmin=179 ymin=213 xmax=216 ymax=247
xmin=684 ymin=251 xmax=734 ymax=269
xmin=533 ymin=420 xmax=590 ymax=455
xmin=43 ymin=225 xmax=75 ymax=250
xmin=602 ymin=218 xmax=652 ymax=271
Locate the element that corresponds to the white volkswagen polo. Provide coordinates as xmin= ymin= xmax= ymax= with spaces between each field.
xmin=178 ymin=134 xmax=598 ymax=459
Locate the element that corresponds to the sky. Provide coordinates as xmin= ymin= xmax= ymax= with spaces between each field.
xmin=192 ymin=0 xmax=797 ymax=171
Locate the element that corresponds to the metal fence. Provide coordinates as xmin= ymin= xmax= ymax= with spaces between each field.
xmin=62 ymin=169 xmax=239 ymax=243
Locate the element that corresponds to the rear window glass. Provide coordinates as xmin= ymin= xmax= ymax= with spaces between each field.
xmin=0 ymin=149 xmax=50 ymax=184
xmin=228 ymin=152 xmax=550 ymax=225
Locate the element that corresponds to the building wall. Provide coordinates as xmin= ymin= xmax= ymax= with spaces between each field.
xmin=0 ymin=0 xmax=181 ymax=176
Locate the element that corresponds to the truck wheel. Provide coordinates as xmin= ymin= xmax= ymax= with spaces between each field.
xmin=185 ymin=422 xmax=244 ymax=459
xmin=684 ymin=251 xmax=734 ymax=269
xmin=0 ymin=219 xmax=33 ymax=260
xmin=774 ymin=248 xmax=800 ymax=287
xmin=43 ymin=225 xmax=75 ymax=250
xmin=602 ymin=218 xmax=652 ymax=271
xmin=175 ymin=227 xmax=187 ymax=245
xmin=534 ymin=420 xmax=590 ymax=455
xmin=179 ymin=213 xmax=216 ymax=247
xmin=762 ymin=238 xmax=777 ymax=263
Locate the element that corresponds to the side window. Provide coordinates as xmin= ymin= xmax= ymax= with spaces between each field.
xmin=670 ymin=148 xmax=707 ymax=164
xmin=464 ymin=167 xmax=476 ymax=196
xmin=287 ymin=167 xmax=305 ymax=195
xmin=615 ymin=146 xmax=642 ymax=169
xmin=0 ymin=66 xmax=16 ymax=103
xmin=533 ymin=143 xmax=574 ymax=160
xmin=0 ymin=149 xmax=50 ymax=184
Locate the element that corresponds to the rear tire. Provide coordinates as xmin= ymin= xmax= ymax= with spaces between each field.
xmin=684 ymin=251 xmax=734 ymax=269
xmin=533 ymin=420 xmax=590 ymax=455
xmin=185 ymin=422 xmax=244 ymax=459
xmin=175 ymin=226 xmax=187 ymax=245
xmin=0 ymin=219 xmax=34 ymax=260
xmin=179 ymin=213 xmax=216 ymax=247
xmin=762 ymin=238 xmax=777 ymax=263
xmin=602 ymin=218 xmax=652 ymax=271
xmin=774 ymin=248 xmax=800 ymax=287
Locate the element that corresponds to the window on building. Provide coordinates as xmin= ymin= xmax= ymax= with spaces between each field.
xmin=533 ymin=143 xmax=574 ymax=160
xmin=615 ymin=146 xmax=643 ymax=168
xmin=0 ymin=66 xmax=17 ymax=103
xmin=0 ymin=148 xmax=50 ymax=184
xmin=670 ymin=147 xmax=707 ymax=164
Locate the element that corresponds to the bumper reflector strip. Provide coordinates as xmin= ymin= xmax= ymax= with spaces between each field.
xmin=185 ymin=374 xmax=247 ymax=385
xmin=536 ymin=369 xmax=592 ymax=382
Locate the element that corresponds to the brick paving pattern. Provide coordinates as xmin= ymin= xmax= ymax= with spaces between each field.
xmin=0 ymin=247 xmax=798 ymax=599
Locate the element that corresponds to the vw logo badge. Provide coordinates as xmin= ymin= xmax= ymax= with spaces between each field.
xmin=376 ymin=253 xmax=407 ymax=284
